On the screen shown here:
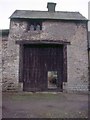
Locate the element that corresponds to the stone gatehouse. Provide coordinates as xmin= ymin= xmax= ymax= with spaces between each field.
xmin=0 ymin=2 xmax=89 ymax=92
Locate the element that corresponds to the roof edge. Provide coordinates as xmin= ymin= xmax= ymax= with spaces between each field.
xmin=9 ymin=10 xmax=88 ymax=20
xmin=0 ymin=29 xmax=9 ymax=36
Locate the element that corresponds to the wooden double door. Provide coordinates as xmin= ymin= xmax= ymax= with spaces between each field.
xmin=23 ymin=44 xmax=63 ymax=92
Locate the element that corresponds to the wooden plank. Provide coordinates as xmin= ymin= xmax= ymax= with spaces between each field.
xmin=16 ymin=40 xmax=70 ymax=45
xmin=22 ymin=44 xmax=65 ymax=91
xmin=63 ymin=45 xmax=67 ymax=82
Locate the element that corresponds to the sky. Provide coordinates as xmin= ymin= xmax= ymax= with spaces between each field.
xmin=0 ymin=0 xmax=90 ymax=29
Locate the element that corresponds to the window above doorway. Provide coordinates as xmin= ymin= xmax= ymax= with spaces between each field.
xmin=27 ymin=20 xmax=42 ymax=31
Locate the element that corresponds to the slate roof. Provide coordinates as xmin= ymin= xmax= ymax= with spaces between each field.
xmin=10 ymin=10 xmax=87 ymax=21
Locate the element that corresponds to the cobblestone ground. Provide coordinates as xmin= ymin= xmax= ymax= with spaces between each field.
xmin=2 ymin=92 xmax=88 ymax=118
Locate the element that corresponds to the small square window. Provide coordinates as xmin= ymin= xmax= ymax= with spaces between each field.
xmin=27 ymin=20 xmax=42 ymax=31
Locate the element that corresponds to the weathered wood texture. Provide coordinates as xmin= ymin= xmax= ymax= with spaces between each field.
xmin=23 ymin=44 xmax=64 ymax=91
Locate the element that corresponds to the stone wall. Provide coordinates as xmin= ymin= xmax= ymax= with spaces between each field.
xmin=2 ymin=35 xmax=8 ymax=91
xmin=2 ymin=34 xmax=19 ymax=91
xmin=2 ymin=19 xmax=89 ymax=92
xmin=0 ymin=33 xmax=2 ymax=92
xmin=0 ymin=32 xmax=2 ymax=120
xmin=66 ymin=24 xmax=88 ymax=92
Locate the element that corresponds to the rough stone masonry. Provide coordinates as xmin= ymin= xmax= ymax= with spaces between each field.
xmin=1 ymin=3 xmax=89 ymax=92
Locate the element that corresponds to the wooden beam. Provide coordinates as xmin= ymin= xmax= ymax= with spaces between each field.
xmin=16 ymin=40 xmax=70 ymax=45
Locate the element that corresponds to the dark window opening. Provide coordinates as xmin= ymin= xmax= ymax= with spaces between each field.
xmin=27 ymin=20 xmax=42 ymax=31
